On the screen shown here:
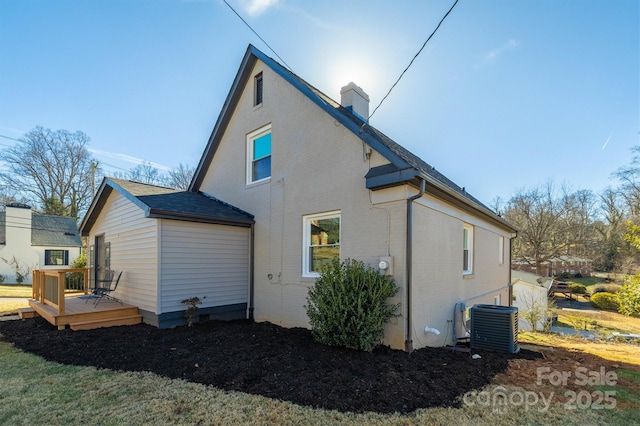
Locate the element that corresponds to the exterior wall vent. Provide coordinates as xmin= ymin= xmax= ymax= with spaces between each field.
xmin=470 ymin=304 xmax=519 ymax=353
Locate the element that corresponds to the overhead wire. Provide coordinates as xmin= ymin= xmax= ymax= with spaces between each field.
xmin=222 ymin=0 xmax=292 ymax=71
xmin=363 ymin=0 xmax=460 ymax=128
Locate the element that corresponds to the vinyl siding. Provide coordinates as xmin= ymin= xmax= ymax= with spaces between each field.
xmin=87 ymin=191 xmax=158 ymax=313
xmin=159 ymin=220 xmax=249 ymax=314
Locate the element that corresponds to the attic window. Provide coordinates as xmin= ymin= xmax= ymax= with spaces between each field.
xmin=254 ymin=72 xmax=263 ymax=106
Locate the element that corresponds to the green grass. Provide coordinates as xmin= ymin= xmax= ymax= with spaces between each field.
xmin=593 ymin=369 xmax=640 ymax=425
xmin=566 ymin=277 xmax=608 ymax=288
xmin=0 ymin=284 xmax=32 ymax=298
xmin=0 ymin=341 xmax=623 ymax=425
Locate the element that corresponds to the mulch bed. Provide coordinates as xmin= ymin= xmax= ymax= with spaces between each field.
xmin=0 ymin=317 xmax=540 ymax=414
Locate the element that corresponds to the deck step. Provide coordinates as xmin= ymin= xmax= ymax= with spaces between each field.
xmin=69 ymin=315 xmax=142 ymax=331
xmin=18 ymin=307 xmax=40 ymax=319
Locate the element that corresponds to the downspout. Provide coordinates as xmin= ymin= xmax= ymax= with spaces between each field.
xmin=248 ymin=223 xmax=255 ymax=321
xmin=405 ymin=177 xmax=426 ymax=352
xmin=508 ymin=233 xmax=517 ymax=306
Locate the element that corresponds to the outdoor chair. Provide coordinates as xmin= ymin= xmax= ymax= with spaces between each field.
xmin=94 ymin=271 xmax=123 ymax=306
xmin=80 ymin=269 xmax=115 ymax=304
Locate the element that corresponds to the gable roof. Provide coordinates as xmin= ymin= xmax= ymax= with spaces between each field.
xmin=0 ymin=211 xmax=81 ymax=247
xmin=511 ymin=270 xmax=553 ymax=289
xmin=190 ymin=44 xmax=516 ymax=232
xmin=79 ymin=178 xmax=254 ymax=235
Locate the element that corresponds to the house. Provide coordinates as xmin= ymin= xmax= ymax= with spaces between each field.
xmin=511 ymin=255 xmax=592 ymax=278
xmin=511 ymin=270 xmax=553 ymax=331
xmin=187 ymin=44 xmax=517 ymax=351
xmin=79 ymin=178 xmax=254 ymax=328
xmin=80 ymin=45 xmax=518 ymax=350
xmin=0 ymin=202 xmax=82 ymax=284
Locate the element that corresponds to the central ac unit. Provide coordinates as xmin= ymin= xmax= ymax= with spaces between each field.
xmin=470 ymin=304 xmax=519 ymax=353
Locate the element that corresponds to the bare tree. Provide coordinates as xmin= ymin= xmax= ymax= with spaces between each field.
xmin=0 ymin=126 xmax=95 ymax=219
xmin=127 ymin=161 xmax=168 ymax=186
xmin=167 ymin=163 xmax=195 ymax=190
xmin=503 ymin=182 xmax=572 ymax=275
xmin=614 ymin=145 xmax=640 ymax=216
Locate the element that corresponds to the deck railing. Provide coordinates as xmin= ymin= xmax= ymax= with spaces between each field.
xmin=32 ymin=268 xmax=89 ymax=316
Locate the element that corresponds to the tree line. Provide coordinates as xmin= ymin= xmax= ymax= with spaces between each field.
xmin=0 ymin=126 xmax=194 ymax=220
xmin=495 ymin=146 xmax=640 ymax=275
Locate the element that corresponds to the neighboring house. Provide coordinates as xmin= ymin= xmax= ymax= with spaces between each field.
xmin=186 ymin=44 xmax=517 ymax=351
xmin=0 ymin=202 xmax=82 ymax=284
xmin=512 ymin=255 xmax=592 ymax=278
xmin=511 ymin=270 xmax=553 ymax=331
xmin=79 ymin=178 xmax=254 ymax=328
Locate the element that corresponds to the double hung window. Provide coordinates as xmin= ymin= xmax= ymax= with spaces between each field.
xmin=246 ymin=124 xmax=271 ymax=184
xmin=303 ymin=211 xmax=340 ymax=277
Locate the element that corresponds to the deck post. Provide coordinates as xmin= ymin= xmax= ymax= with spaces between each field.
xmin=57 ymin=271 xmax=66 ymax=315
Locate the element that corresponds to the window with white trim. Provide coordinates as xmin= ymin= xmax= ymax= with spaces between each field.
xmin=463 ymin=223 xmax=474 ymax=275
xmin=303 ymin=211 xmax=340 ymax=277
xmin=246 ymin=124 xmax=271 ymax=184
xmin=499 ymin=236 xmax=504 ymax=265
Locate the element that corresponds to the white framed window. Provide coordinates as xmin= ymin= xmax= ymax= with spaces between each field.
xmin=499 ymin=236 xmax=504 ymax=265
xmin=494 ymin=294 xmax=501 ymax=305
xmin=302 ymin=211 xmax=340 ymax=277
xmin=463 ymin=223 xmax=474 ymax=275
xmin=246 ymin=124 xmax=271 ymax=184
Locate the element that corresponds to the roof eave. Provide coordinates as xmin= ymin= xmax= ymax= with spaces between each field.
xmin=147 ymin=209 xmax=254 ymax=227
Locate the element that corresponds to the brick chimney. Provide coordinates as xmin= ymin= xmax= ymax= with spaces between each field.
xmin=340 ymin=82 xmax=370 ymax=121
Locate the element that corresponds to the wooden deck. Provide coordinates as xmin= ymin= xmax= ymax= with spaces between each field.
xmin=25 ymin=295 xmax=142 ymax=331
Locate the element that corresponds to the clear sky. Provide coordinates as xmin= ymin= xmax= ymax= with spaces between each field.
xmin=1 ymin=0 xmax=638 ymax=206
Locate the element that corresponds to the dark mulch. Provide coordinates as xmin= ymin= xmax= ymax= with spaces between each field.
xmin=0 ymin=317 xmax=540 ymax=414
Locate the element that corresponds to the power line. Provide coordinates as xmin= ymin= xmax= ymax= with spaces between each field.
xmin=0 ymin=134 xmax=22 ymax=142
xmin=364 ymin=0 xmax=460 ymax=126
xmin=222 ymin=0 xmax=292 ymax=71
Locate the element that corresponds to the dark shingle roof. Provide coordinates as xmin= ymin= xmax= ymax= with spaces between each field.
xmin=80 ymin=178 xmax=254 ymax=235
xmin=0 ymin=211 xmax=81 ymax=247
xmin=190 ymin=45 xmax=515 ymax=232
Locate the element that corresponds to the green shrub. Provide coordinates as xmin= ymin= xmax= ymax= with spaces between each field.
xmin=590 ymin=292 xmax=620 ymax=311
xmin=0 ymin=274 xmax=4 ymax=284
xmin=574 ymin=273 xmax=583 ymax=278
xmin=569 ymin=283 xmax=587 ymax=294
xmin=560 ymin=272 xmax=571 ymax=280
xmin=617 ymin=275 xmax=640 ymax=317
xmin=592 ymin=284 xmax=622 ymax=295
xmin=305 ymin=258 xmax=399 ymax=352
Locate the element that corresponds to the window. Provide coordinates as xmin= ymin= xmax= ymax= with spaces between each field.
xmin=494 ymin=294 xmax=501 ymax=305
xmin=303 ymin=211 xmax=340 ymax=277
xmin=45 ymin=249 xmax=69 ymax=266
xmin=463 ymin=224 xmax=474 ymax=275
xmin=254 ymin=72 xmax=263 ymax=106
xmin=498 ymin=236 xmax=504 ymax=265
xmin=246 ymin=124 xmax=272 ymax=184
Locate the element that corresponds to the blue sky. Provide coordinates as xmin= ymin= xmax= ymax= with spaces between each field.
xmin=1 ymin=0 xmax=638 ymax=205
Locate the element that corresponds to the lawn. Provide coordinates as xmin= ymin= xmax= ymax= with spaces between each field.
xmin=0 ymin=284 xmax=31 ymax=316
xmin=0 ymin=317 xmax=638 ymax=425
xmin=0 ymin=284 xmax=32 ymax=298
